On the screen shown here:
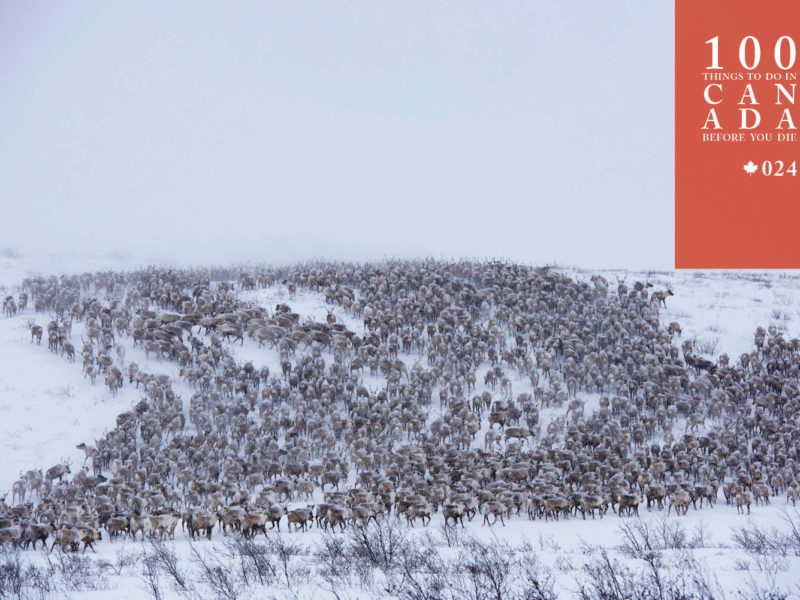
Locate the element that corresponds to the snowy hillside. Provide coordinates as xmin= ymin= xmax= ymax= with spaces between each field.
xmin=0 ymin=256 xmax=799 ymax=600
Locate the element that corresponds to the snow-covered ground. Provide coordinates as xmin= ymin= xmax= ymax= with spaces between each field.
xmin=1 ymin=254 xmax=800 ymax=599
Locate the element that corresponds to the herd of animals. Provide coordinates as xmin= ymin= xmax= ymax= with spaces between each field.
xmin=0 ymin=261 xmax=799 ymax=554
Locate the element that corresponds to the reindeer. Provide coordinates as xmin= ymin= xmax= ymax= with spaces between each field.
xmin=579 ymin=494 xmax=608 ymax=519
xmin=405 ymin=502 xmax=434 ymax=527
xmin=44 ymin=459 xmax=71 ymax=483
xmin=62 ymin=341 xmax=75 ymax=362
xmin=2 ymin=296 xmax=17 ymax=317
xmin=617 ymin=494 xmax=641 ymax=517
xmin=736 ymin=490 xmax=753 ymax=515
xmin=186 ymin=509 xmax=215 ymax=540
xmin=667 ymin=489 xmax=690 ymax=516
xmin=287 ymin=506 xmax=314 ymax=532
xmin=282 ymin=280 xmax=297 ymax=299
xmin=650 ymin=286 xmax=674 ymax=308
xmin=28 ymin=322 xmax=43 ymax=344
xmin=11 ymin=478 xmax=26 ymax=504
xmin=105 ymin=515 xmax=130 ymax=540
xmin=241 ymin=510 xmax=270 ymax=538
xmin=20 ymin=522 xmax=52 ymax=550
xmin=50 ymin=527 xmax=81 ymax=553
xmin=442 ymin=503 xmax=466 ymax=527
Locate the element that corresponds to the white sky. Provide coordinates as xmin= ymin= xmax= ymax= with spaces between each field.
xmin=0 ymin=1 xmax=673 ymax=268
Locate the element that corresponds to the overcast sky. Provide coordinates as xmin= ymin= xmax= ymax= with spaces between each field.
xmin=0 ymin=1 xmax=672 ymax=269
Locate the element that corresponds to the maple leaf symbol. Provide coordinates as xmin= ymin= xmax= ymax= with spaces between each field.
xmin=743 ymin=160 xmax=758 ymax=175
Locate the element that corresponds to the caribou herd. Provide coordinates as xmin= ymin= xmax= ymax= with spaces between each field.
xmin=0 ymin=262 xmax=799 ymax=553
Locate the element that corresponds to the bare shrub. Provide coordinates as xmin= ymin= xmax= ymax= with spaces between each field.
xmin=0 ymin=548 xmax=36 ymax=600
xmin=779 ymin=509 xmax=800 ymax=555
xmin=770 ymin=309 xmax=790 ymax=324
xmin=516 ymin=542 xmax=557 ymax=600
xmin=141 ymin=555 xmax=163 ymax=600
xmin=190 ymin=543 xmax=244 ymax=600
xmin=347 ymin=516 xmax=413 ymax=592
xmin=456 ymin=537 xmax=515 ymax=600
xmin=695 ymin=335 xmax=720 ymax=356
xmin=348 ymin=516 xmax=410 ymax=572
xmin=731 ymin=522 xmax=793 ymax=557
xmin=43 ymin=548 xmax=107 ymax=593
xmin=227 ymin=538 xmax=277 ymax=587
xmin=438 ymin=522 xmax=466 ymax=548
xmin=578 ymin=549 xmax=722 ymax=600
xmin=773 ymin=292 xmax=794 ymax=307
xmin=732 ymin=564 xmax=792 ymax=600
xmin=110 ymin=547 xmax=140 ymax=577
xmin=690 ymin=520 xmax=713 ymax=549
xmin=395 ymin=536 xmax=556 ymax=600
xmin=394 ymin=539 xmax=448 ymax=600
xmin=147 ymin=539 xmax=189 ymax=592
xmin=264 ymin=533 xmax=310 ymax=593
xmin=315 ymin=532 xmax=353 ymax=592
xmin=537 ymin=535 xmax=561 ymax=554
xmin=578 ymin=550 xmax=641 ymax=600
xmin=0 ymin=553 xmax=52 ymax=600
xmin=553 ymin=554 xmax=574 ymax=573
xmin=618 ymin=517 xmax=697 ymax=559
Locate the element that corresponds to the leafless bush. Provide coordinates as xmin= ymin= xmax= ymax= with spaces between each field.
xmin=578 ymin=551 xmax=640 ymax=600
xmin=578 ymin=549 xmax=721 ymax=600
xmin=396 ymin=536 xmax=556 ymax=600
xmin=348 ymin=516 xmax=410 ymax=572
xmin=226 ymin=538 xmax=277 ymax=587
xmin=516 ymin=542 xmax=557 ymax=600
xmin=42 ymin=548 xmax=107 ymax=593
xmin=774 ymin=292 xmax=794 ymax=308
xmin=315 ymin=532 xmax=354 ymax=592
xmin=0 ymin=547 xmax=49 ymax=600
xmin=779 ymin=509 xmax=800 ymax=555
xmin=456 ymin=537 xmax=517 ymax=600
xmin=736 ymin=576 xmax=792 ymax=600
xmin=437 ymin=521 xmax=466 ymax=548
xmin=770 ymin=309 xmax=790 ymax=324
xmin=731 ymin=510 xmax=800 ymax=562
xmin=618 ymin=517 xmax=701 ymax=559
xmin=537 ymin=535 xmax=561 ymax=555
xmin=690 ymin=520 xmax=713 ymax=549
xmin=695 ymin=335 xmax=720 ymax=356
xmin=111 ymin=548 xmax=140 ymax=577
xmin=263 ymin=533 xmax=310 ymax=594
xmin=347 ymin=516 xmax=414 ymax=592
xmin=730 ymin=559 xmax=792 ymax=600
xmin=190 ymin=544 xmax=244 ymax=600
xmin=0 ymin=547 xmax=53 ymax=600
xmin=0 ymin=549 xmax=27 ymax=600
xmin=147 ymin=539 xmax=189 ymax=593
xmin=731 ymin=522 xmax=793 ymax=557
xmin=392 ymin=540 xmax=446 ymax=600
xmin=314 ymin=522 xmax=444 ymax=599
xmin=141 ymin=556 xmax=163 ymax=600
xmin=553 ymin=553 xmax=574 ymax=573
xmin=735 ymin=587 xmax=789 ymax=600
xmin=53 ymin=385 xmax=74 ymax=399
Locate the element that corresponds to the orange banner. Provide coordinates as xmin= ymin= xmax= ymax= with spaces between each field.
xmin=676 ymin=0 xmax=800 ymax=268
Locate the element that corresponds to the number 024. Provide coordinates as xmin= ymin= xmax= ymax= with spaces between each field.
xmin=761 ymin=160 xmax=797 ymax=176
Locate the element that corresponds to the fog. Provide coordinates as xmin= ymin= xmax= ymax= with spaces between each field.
xmin=0 ymin=1 xmax=673 ymax=269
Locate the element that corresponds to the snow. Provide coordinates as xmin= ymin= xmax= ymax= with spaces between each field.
xmin=2 ymin=255 xmax=800 ymax=598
